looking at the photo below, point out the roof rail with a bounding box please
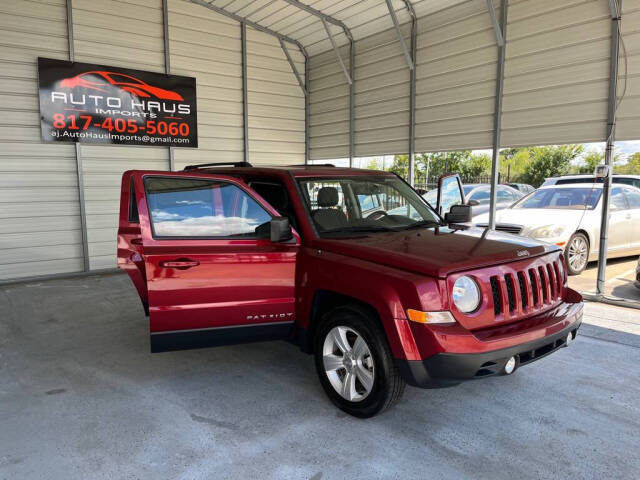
[302,163,335,167]
[183,162,253,170]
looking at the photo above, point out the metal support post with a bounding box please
[66,0,89,272]
[597,0,622,294]
[241,22,249,163]
[162,0,175,171]
[488,0,508,230]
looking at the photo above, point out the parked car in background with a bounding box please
[423,183,523,219]
[542,174,640,190]
[507,183,535,194]
[474,183,640,275]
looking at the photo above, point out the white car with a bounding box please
[474,183,640,275]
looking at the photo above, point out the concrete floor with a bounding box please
[568,256,639,302]
[1,273,640,480]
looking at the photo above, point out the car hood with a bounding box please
[314,226,557,278]
[474,208,585,234]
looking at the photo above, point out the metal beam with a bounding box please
[485,0,504,47]
[305,56,310,164]
[66,0,89,272]
[162,0,175,171]
[488,0,508,230]
[597,0,622,294]
[402,0,417,185]
[321,17,352,85]
[279,39,307,96]
[385,0,414,70]
[190,0,307,56]
[241,22,249,164]
[282,0,352,37]
[349,39,355,166]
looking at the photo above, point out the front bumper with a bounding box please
[396,303,583,388]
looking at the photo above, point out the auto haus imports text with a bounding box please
[48,92,192,141]
[50,92,192,118]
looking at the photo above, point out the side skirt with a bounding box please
[150,321,295,353]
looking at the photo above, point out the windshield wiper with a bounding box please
[402,220,442,230]
[322,225,396,234]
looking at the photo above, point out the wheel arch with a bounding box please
[302,290,390,355]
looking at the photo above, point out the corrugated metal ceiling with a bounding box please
[206,0,468,56]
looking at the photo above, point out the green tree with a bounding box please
[460,153,492,179]
[614,152,640,174]
[520,145,584,187]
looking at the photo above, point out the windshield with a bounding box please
[512,187,601,210]
[298,176,441,235]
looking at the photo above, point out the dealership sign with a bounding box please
[38,57,198,147]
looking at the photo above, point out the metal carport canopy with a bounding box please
[191,0,636,298]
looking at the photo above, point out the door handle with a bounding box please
[159,259,200,269]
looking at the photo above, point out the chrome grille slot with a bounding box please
[538,266,548,304]
[504,274,516,312]
[490,276,502,315]
[529,269,539,307]
[517,271,528,309]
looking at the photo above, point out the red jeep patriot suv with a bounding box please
[118,163,583,417]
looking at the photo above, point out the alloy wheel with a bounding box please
[568,236,588,273]
[322,326,375,402]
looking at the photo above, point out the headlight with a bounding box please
[529,224,566,239]
[452,276,481,313]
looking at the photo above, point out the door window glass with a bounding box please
[469,187,490,204]
[144,177,271,237]
[623,188,640,208]
[497,187,514,201]
[611,187,629,211]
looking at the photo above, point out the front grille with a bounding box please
[476,223,523,235]
[486,257,564,320]
[495,224,523,235]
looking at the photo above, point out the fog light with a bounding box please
[566,332,573,346]
[504,356,516,374]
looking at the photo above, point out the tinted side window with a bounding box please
[611,187,629,210]
[497,187,515,201]
[144,177,271,238]
[129,177,139,223]
[623,188,640,208]
[469,187,490,204]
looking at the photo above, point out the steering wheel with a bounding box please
[366,210,389,221]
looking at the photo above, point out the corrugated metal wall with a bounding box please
[73,0,170,271]
[0,0,84,280]
[617,0,640,140]
[247,28,306,164]
[0,0,305,280]
[415,0,499,153]
[307,0,639,159]
[170,0,244,169]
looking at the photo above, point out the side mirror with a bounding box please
[445,204,472,224]
[270,217,293,242]
[467,199,480,207]
[437,173,465,216]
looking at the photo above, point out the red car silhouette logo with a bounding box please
[59,71,184,101]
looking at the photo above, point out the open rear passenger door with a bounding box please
[121,171,300,352]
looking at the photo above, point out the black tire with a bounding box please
[565,232,590,276]
[314,305,405,418]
